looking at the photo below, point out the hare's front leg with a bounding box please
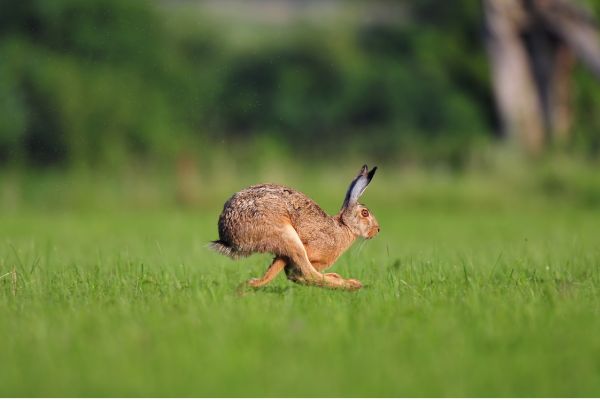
[282,225,361,290]
[247,256,287,288]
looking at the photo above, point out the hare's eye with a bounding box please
[361,209,369,217]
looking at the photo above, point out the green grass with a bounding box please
[1,171,600,396]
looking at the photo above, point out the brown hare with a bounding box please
[210,165,379,290]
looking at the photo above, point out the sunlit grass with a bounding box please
[1,167,599,396]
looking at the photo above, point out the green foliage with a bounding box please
[0,0,180,166]
[0,0,496,167]
[1,0,599,168]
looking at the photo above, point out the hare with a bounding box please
[210,165,379,290]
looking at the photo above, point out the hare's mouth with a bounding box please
[366,228,380,239]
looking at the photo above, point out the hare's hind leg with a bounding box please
[247,256,287,288]
[304,245,362,289]
[281,225,361,290]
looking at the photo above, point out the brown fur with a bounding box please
[211,166,380,290]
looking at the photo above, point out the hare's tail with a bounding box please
[209,240,249,259]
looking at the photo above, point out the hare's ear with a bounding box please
[342,164,377,209]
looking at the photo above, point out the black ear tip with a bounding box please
[368,166,378,179]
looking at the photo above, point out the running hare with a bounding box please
[211,165,379,290]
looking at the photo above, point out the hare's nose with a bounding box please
[377,227,381,233]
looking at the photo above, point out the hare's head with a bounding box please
[340,165,380,239]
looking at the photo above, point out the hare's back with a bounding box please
[221,184,323,219]
[217,184,327,253]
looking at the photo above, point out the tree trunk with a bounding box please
[483,0,600,153]
[484,0,545,154]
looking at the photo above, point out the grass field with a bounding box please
[1,167,600,396]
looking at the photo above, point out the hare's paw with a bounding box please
[247,278,264,288]
[321,274,362,291]
[320,273,345,287]
[321,273,362,291]
[343,278,363,291]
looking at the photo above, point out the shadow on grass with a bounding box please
[235,283,293,296]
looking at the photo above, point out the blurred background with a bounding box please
[1,0,600,210]
[3,2,600,396]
